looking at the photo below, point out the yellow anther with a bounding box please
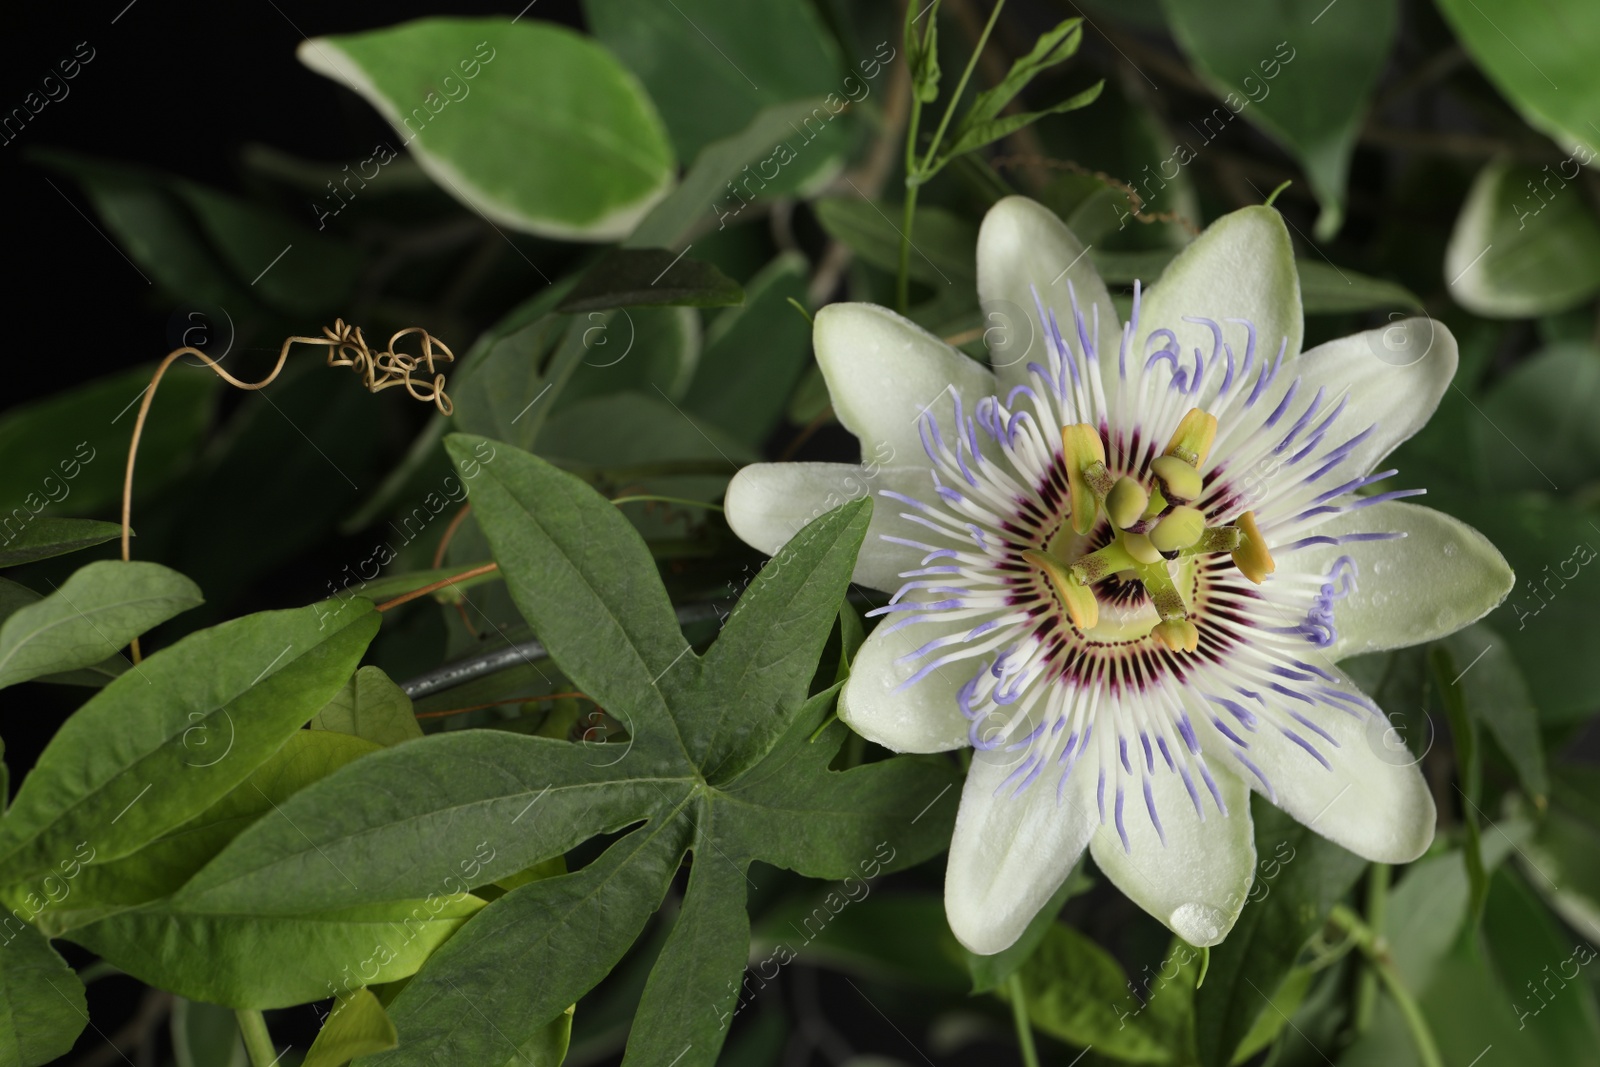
[1024,549,1100,631]
[1152,618,1200,653]
[1062,423,1108,535]
[1121,530,1163,565]
[1105,476,1149,530]
[1162,408,1219,468]
[1150,455,1203,502]
[1231,510,1276,584]
[1149,505,1206,554]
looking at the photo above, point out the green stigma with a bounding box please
[1030,408,1275,654]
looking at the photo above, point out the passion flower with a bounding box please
[725,197,1513,954]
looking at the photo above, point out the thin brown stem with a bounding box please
[373,562,499,613]
[432,504,473,568]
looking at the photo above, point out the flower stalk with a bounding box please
[1328,902,1442,1067]
[897,0,1007,312]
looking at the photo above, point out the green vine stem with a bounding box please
[235,1009,277,1067]
[1352,863,1391,1034]
[898,86,923,314]
[1006,971,1042,1067]
[1327,902,1442,1067]
[896,0,1007,313]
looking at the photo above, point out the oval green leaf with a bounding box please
[298,18,675,241]
[0,924,86,1067]
[1446,157,1600,317]
[0,561,202,691]
[0,518,123,570]
[64,895,481,1010]
[1159,0,1396,237]
[1435,0,1600,164]
[0,601,378,889]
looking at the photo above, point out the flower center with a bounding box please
[1022,407,1276,654]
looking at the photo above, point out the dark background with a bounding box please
[4,1,581,407]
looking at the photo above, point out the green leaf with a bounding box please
[304,989,398,1067]
[689,498,872,779]
[371,821,689,1067]
[1434,0,1600,165]
[627,100,833,249]
[1009,923,1194,1063]
[1478,343,1600,493]
[1383,850,1471,993]
[1433,645,1487,925]
[0,578,126,689]
[907,0,940,104]
[1293,260,1421,314]
[0,518,122,569]
[956,18,1086,132]
[940,82,1105,163]
[0,364,214,520]
[1438,625,1547,805]
[0,924,86,1067]
[1193,796,1366,1067]
[557,248,743,312]
[509,1005,573,1067]
[582,0,851,179]
[171,998,248,1067]
[0,601,378,889]
[620,822,750,1067]
[1445,157,1600,317]
[450,313,572,452]
[965,862,1092,994]
[66,895,482,1010]
[53,730,379,917]
[0,561,201,691]
[814,199,977,289]
[683,254,813,446]
[750,891,968,991]
[1523,765,1600,942]
[152,440,958,1067]
[1352,862,1591,1066]
[1228,966,1313,1065]
[299,18,675,240]
[715,687,959,882]
[535,393,750,524]
[32,149,364,316]
[557,307,702,407]
[1476,867,1600,1062]
[1159,0,1396,237]
[442,435,693,754]
[1436,493,1597,723]
[311,666,424,747]
[170,180,365,318]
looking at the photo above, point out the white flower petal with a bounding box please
[813,303,997,465]
[1277,318,1458,480]
[1136,206,1303,402]
[945,746,1098,955]
[1088,765,1255,947]
[723,462,933,594]
[840,619,974,754]
[1280,501,1514,660]
[1197,664,1436,863]
[975,195,1120,396]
